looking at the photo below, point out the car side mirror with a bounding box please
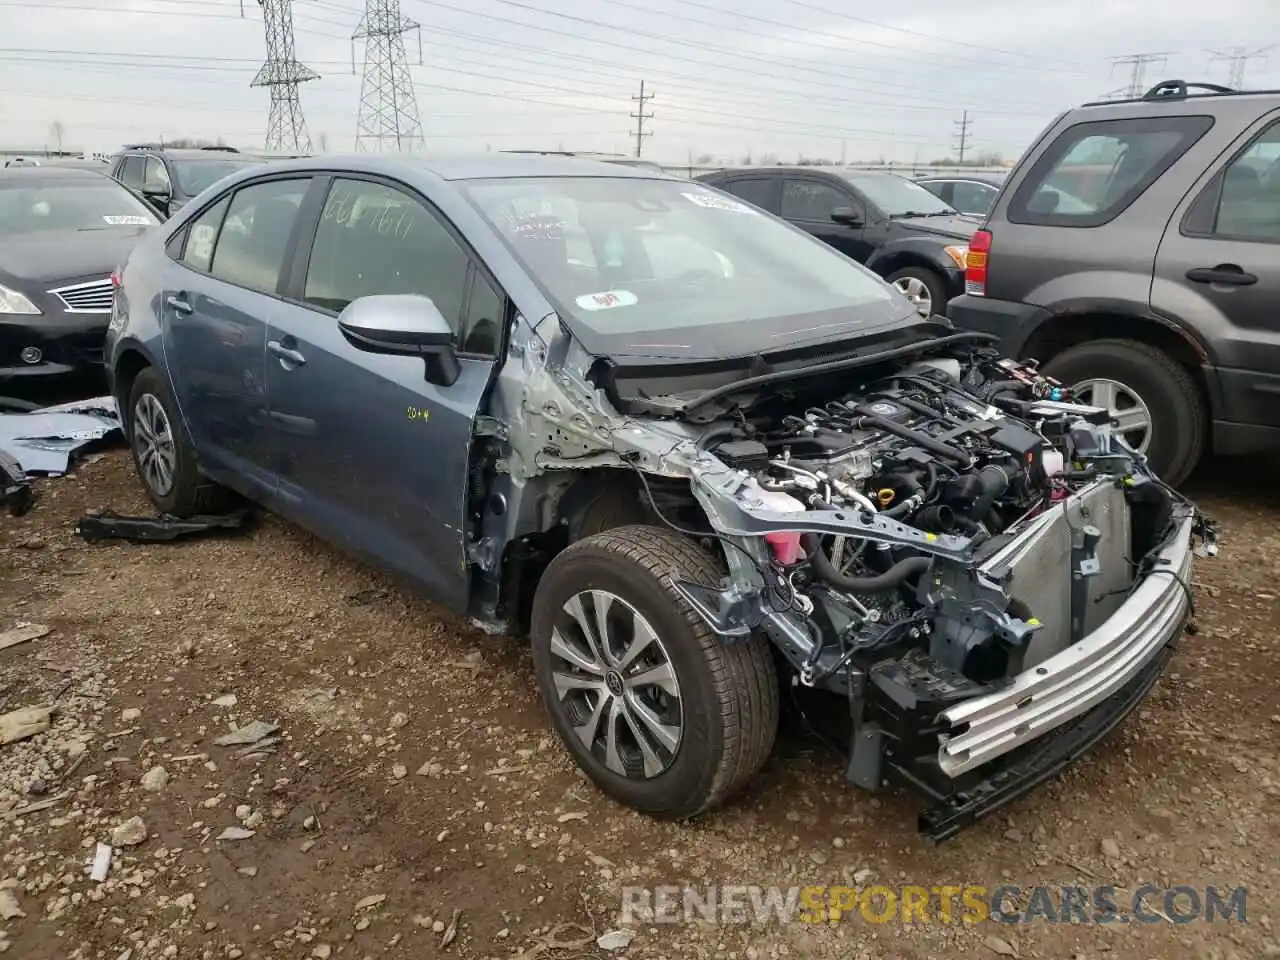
[337,294,460,386]
[831,206,864,227]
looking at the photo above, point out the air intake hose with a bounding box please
[800,535,931,592]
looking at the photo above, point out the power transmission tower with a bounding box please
[630,81,654,158]
[251,0,319,153]
[953,109,972,165]
[1209,45,1273,88]
[1108,53,1171,99]
[353,0,425,152]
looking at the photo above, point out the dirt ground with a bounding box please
[1,447,1277,960]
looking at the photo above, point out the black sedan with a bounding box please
[915,171,1009,218]
[0,167,160,386]
[695,167,973,318]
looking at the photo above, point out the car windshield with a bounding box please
[841,173,956,217]
[460,176,915,358]
[173,158,257,195]
[0,178,159,234]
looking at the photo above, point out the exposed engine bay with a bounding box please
[610,334,1219,836]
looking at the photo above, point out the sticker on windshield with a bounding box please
[681,191,758,214]
[102,215,153,226]
[575,290,638,311]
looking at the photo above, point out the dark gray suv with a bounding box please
[948,79,1280,485]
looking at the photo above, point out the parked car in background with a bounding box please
[0,166,160,385]
[915,171,1008,217]
[105,154,1214,839]
[109,144,263,217]
[947,79,1280,485]
[695,167,972,318]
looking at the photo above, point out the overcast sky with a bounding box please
[1,0,1277,163]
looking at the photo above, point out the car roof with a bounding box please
[252,152,678,182]
[0,166,113,182]
[916,172,1008,185]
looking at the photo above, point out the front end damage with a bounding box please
[471,314,1218,839]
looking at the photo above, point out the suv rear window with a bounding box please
[1008,115,1214,228]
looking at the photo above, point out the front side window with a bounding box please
[302,178,470,334]
[143,158,171,193]
[179,196,230,273]
[781,180,850,221]
[460,176,912,358]
[208,178,309,295]
[1008,116,1214,227]
[720,178,775,212]
[1209,121,1280,241]
[0,178,159,236]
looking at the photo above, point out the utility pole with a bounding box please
[1109,53,1172,99]
[1209,45,1273,88]
[953,110,972,165]
[353,0,425,152]
[630,81,654,159]
[251,0,318,153]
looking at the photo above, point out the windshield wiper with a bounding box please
[678,330,999,416]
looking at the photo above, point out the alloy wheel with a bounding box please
[892,275,932,316]
[548,589,683,779]
[132,393,178,497]
[1072,377,1154,454]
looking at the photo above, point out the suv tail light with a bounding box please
[966,228,991,296]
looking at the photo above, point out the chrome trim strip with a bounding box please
[937,514,1194,777]
[48,277,113,314]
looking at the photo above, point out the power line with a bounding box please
[953,110,972,164]
[1108,52,1172,99]
[630,80,654,158]
[1208,45,1273,88]
[353,0,424,151]
[251,0,318,152]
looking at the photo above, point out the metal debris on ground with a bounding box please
[0,395,120,476]
[0,448,32,516]
[0,622,50,651]
[74,509,251,544]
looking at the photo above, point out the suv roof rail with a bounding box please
[122,142,165,151]
[199,145,240,152]
[1143,79,1236,100]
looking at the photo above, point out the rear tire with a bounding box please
[530,525,779,820]
[1041,338,1206,485]
[125,367,230,516]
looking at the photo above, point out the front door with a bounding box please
[780,177,873,262]
[1151,111,1280,432]
[160,175,314,499]
[262,175,506,611]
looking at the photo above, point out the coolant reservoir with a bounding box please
[736,479,808,565]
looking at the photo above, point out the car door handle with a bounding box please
[267,340,307,367]
[1185,264,1258,286]
[166,295,193,314]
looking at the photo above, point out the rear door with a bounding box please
[780,176,873,262]
[713,175,781,214]
[1152,109,1280,431]
[160,174,317,498]
[261,174,506,611]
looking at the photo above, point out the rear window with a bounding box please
[1007,115,1214,227]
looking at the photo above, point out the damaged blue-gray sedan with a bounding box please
[103,154,1218,840]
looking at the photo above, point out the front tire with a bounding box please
[125,367,229,516]
[530,525,779,819]
[1041,338,1206,486]
[887,265,948,318]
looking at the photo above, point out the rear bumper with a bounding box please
[945,294,1050,356]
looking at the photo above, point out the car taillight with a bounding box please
[965,228,991,296]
